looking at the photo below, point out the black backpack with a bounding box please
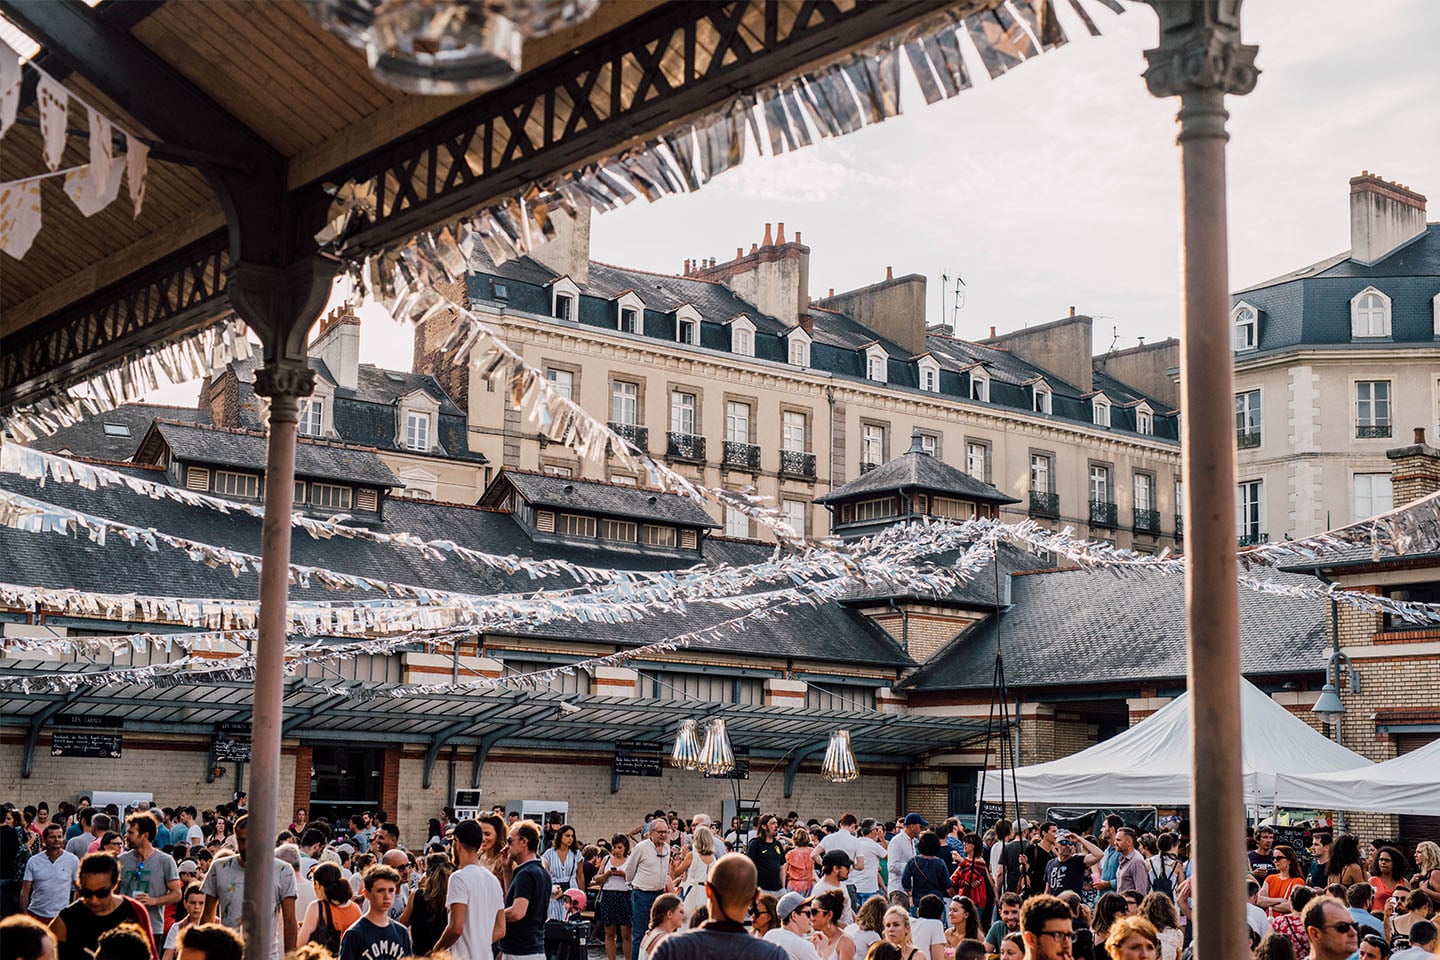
[1148,854,1175,897]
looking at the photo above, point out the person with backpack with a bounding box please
[1043,833,1102,897]
[297,862,362,953]
[949,834,996,924]
[1144,834,1184,902]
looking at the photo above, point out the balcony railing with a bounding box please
[1089,500,1118,528]
[1236,429,1261,449]
[778,449,816,479]
[859,460,881,475]
[1029,490,1059,518]
[722,440,761,471]
[1175,514,1184,539]
[666,432,706,462]
[608,422,648,451]
[1133,508,1161,534]
[1356,424,1392,439]
[1237,532,1269,547]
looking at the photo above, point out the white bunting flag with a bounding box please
[0,179,43,258]
[37,74,68,171]
[87,105,114,197]
[63,156,125,216]
[125,135,149,219]
[0,40,21,138]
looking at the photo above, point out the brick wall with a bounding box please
[411,279,472,413]
[389,750,900,847]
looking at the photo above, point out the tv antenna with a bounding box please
[940,270,966,331]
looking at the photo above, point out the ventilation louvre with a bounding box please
[186,466,210,491]
[356,489,378,511]
[535,509,556,533]
[680,529,698,549]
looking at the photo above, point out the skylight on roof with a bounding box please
[386,373,406,383]
[102,423,131,437]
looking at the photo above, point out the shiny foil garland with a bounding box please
[822,729,859,783]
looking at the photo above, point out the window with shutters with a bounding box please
[1354,473,1392,520]
[355,489,379,512]
[679,529,699,550]
[214,470,259,498]
[781,499,806,536]
[724,505,749,538]
[186,466,212,491]
[535,509,556,532]
[311,483,352,510]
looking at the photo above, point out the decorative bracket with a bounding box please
[21,689,87,778]
[471,721,526,789]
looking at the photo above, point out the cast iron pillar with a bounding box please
[1140,5,1258,959]
[227,258,335,960]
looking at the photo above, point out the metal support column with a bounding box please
[1141,6,1258,960]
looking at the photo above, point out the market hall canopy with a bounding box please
[1275,738,1440,818]
[978,679,1370,807]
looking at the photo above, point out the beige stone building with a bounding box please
[1232,173,1440,542]
[417,216,1186,551]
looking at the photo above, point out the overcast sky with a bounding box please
[148,0,1438,403]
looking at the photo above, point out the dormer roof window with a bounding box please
[674,303,701,345]
[729,314,756,357]
[398,388,441,453]
[787,326,811,367]
[549,276,581,321]
[864,344,888,383]
[1030,379,1052,414]
[916,354,941,392]
[1232,301,1259,352]
[968,365,990,403]
[1350,285,1392,339]
[613,290,645,334]
[1134,401,1154,435]
[1091,394,1112,428]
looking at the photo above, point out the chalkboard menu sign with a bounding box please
[703,757,750,780]
[52,732,122,759]
[613,740,663,778]
[212,734,251,763]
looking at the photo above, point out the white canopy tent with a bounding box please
[1275,737,1440,816]
[978,679,1370,807]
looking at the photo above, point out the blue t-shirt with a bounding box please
[338,915,411,960]
[500,859,550,956]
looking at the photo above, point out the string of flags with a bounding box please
[0,39,150,259]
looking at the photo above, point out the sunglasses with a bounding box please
[79,887,112,900]
[1323,922,1359,934]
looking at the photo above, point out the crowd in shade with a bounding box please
[3,798,1438,960]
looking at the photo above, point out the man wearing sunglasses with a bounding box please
[765,892,821,960]
[50,853,158,960]
[1303,895,1359,960]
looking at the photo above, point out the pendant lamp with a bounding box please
[669,718,701,770]
[697,717,735,775]
[822,729,859,782]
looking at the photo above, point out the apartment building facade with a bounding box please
[1232,173,1440,541]
[417,217,1185,549]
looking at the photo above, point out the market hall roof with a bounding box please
[134,420,401,488]
[29,403,211,462]
[481,468,721,529]
[816,435,1020,506]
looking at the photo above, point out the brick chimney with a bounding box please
[311,306,360,390]
[1387,427,1440,506]
[1350,172,1427,265]
[691,223,810,326]
[527,205,591,283]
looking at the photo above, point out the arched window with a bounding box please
[1350,286,1391,338]
[1232,302,1259,351]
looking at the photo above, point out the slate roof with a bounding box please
[27,404,211,462]
[901,564,1329,690]
[0,467,910,667]
[817,444,1020,505]
[842,541,1051,606]
[485,469,720,527]
[142,421,401,488]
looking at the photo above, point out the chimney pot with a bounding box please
[885,266,893,281]
[775,222,786,244]
[828,287,835,298]
[762,222,773,247]
[989,325,996,338]
[737,247,744,260]
[1416,427,1427,445]
[1069,305,1075,317]
[684,259,691,274]
[795,231,801,244]
[750,243,759,254]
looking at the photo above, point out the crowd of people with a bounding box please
[3,798,1438,960]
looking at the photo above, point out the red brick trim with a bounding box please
[1371,628,1440,643]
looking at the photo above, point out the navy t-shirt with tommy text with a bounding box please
[337,916,411,960]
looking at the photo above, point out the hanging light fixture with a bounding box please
[697,717,735,775]
[304,0,600,96]
[822,729,859,783]
[669,718,701,770]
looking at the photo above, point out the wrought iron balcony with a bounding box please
[607,422,648,451]
[1088,500,1118,528]
[722,440,761,471]
[1175,514,1184,539]
[666,432,706,462]
[1133,508,1161,534]
[1356,424,1391,439]
[778,449,816,479]
[859,460,881,475]
[1237,532,1269,547]
[1029,489,1059,518]
[1236,429,1261,449]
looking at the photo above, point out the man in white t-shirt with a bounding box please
[765,892,822,960]
[912,895,948,960]
[435,820,506,960]
[813,814,866,910]
[179,807,204,846]
[849,820,888,905]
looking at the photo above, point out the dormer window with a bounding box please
[729,315,756,357]
[1232,302,1259,351]
[298,398,324,437]
[674,304,701,345]
[1136,403,1154,435]
[405,411,430,451]
[550,276,581,320]
[917,356,940,392]
[1032,382,1052,414]
[969,367,990,402]
[399,388,441,453]
[1350,286,1391,338]
[788,332,810,367]
[614,291,644,334]
[619,308,639,333]
[1092,396,1111,427]
[865,345,888,383]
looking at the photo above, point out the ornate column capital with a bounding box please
[253,361,316,399]
[1141,1,1259,99]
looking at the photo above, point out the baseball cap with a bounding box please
[822,850,854,869]
[177,860,199,874]
[1015,818,1032,832]
[903,813,928,827]
[452,819,486,848]
[1057,832,1075,845]
[776,891,809,921]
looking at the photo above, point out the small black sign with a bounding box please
[55,714,115,729]
[212,735,251,763]
[703,758,750,780]
[218,721,252,735]
[52,732,122,759]
[614,741,663,778]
